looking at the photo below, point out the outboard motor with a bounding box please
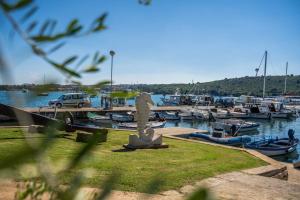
[288,129,295,143]
[230,124,237,135]
[208,112,216,122]
[155,112,160,120]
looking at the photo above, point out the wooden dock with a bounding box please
[23,105,214,114]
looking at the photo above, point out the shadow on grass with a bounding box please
[112,148,136,152]
[0,133,73,141]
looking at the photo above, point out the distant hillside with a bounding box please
[129,75,300,96]
[1,75,300,96]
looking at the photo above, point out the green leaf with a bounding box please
[75,54,89,68]
[62,55,78,66]
[97,55,106,64]
[31,35,56,42]
[142,177,165,194]
[81,86,97,96]
[71,80,82,85]
[67,19,79,32]
[92,51,99,63]
[47,20,57,35]
[47,42,66,54]
[96,173,119,200]
[187,188,212,200]
[39,20,51,35]
[20,5,38,23]
[56,174,83,200]
[66,19,82,35]
[26,21,37,33]
[94,80,110,88]
[0,0,33,12]
[82,65,99,73]
[31,45,46,56]
[139,0,152,5]
[66,133,102,170]
[47,59,81,78]
[0,144,35,169]
[91,13,108,32]
[111,91,139,98]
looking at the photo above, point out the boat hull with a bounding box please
[118,121,166,130]
[111,114,134,122]
[271,112,293,119]
[189,132,251,146]
[246,138,299,156]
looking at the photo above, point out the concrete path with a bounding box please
[284,163,300,184]
[193,171,300,200]
[2,170,299,200]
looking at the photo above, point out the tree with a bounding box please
[0,1,211,199]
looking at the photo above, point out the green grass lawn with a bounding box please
[0,128,266,192]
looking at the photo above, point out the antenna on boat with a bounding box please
[262,51,267,99]
[284,62,288,95]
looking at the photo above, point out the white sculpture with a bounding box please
[126,92,165,148]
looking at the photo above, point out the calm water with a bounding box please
[0,90,299,163]
[164,119,300,163]
[0,91,165,107]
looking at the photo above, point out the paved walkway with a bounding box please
[285,163,300,184]
[1,170,299,200]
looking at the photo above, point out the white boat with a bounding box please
[111,113,134,122]
[245,130,299,156]
[261,101,293,119]
[189,132,251,146]
[87,112,112,124]
[179,112,194,120]
[236,104,272,120]
[159,112,180,120]
[212,119,259,134]
[118,121,166,130]
[212,110,231,119]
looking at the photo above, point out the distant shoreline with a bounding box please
[1,75,300,96]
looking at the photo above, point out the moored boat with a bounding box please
[159,111,180,120]
[118,121,166,130]
[245,129,299,156]
[212,119,259,134]
[111,113,134,122]
[179,112,194,120]
[87,112,112,124]
[189,132,251,146]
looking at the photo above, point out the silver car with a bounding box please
[49,93,91,108]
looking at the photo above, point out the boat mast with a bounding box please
[262,51,267,99]
[284,62,288,95]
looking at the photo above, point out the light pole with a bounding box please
[109,50,115,108]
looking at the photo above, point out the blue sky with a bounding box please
[1,0,300,84]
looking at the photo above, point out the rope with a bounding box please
[256,52,266,76]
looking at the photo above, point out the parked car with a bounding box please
[49,93,91,108]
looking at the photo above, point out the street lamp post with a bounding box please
[109,50,115,108]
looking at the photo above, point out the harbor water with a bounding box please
[0,90,299,163]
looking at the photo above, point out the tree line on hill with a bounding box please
[128,75,300,96]
[1,75,300,96]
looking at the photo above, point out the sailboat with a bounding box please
[37,74,49,96]
[237,51,293,119]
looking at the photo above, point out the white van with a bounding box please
[49,93,91,108]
